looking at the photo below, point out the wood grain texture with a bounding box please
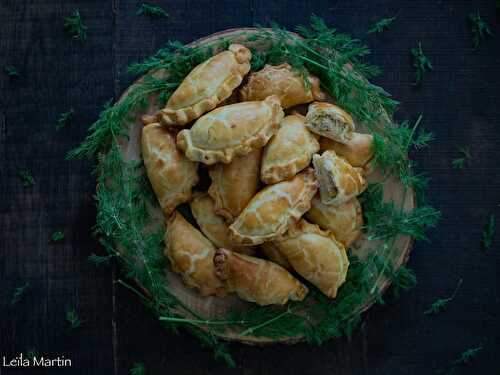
[1,0,499,374]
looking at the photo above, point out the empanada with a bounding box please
[213,248,308,305]
[306,195,363,247]
[190,192,254,255]
[208,148,261,223]
[312,151,367,205]
[260,242,291,270]
[239,63,325,108]
[229,169,318,245]
[306,102,355,143]
[320,132,374,173]
[261,115,319,184]
[164,212,226,296]
[272,219,349,298]
[142,123,198,216]
[177,96,284,165]
[153,44,251,127]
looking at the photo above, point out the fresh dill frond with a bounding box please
[49,230,65,243]
[481,213,495,250]
[18,169,35,187]
[367,16,396,34]
[130,362,146,375]
[424,278,462,315]
[64,10,87,43]
[137,3,170,19]
[469,10,493,50]
[11,281,31,305]
[411,42,433,85]
[25,349,39,361]
[56,109,74,130]
[88,253,114,266]
[3,65,20,77]
[453,346,483,365]
[66,307,85,329]
[451,146,471,169]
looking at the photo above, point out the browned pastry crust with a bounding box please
[213,248,308,305]
[141,123,199,217]
[239,63,325,108]
[260,242,292,270]
[319,132,374,173]
[305,102,355,143]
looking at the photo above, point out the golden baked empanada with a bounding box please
[229,169,318,245]
[213,248,308,305]
[142,123,198,216]
[154,44,251,127]
[177,96,284,165]
[312,151,367,205]
[190,192,254,255]
[164,212,226,296]
[260,242,291,270]
[306,195,363,247]
[239,63,325,108]
[306,102,355,143]
[320,132,374,172]
[272,219,349,298]
[208,148,261,223]
[261,115,319,184]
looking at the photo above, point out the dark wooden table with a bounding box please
[1,1,499,374]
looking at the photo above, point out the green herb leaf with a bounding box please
[451,145,471,169]
[137,3,169,19]
[367,16,396,34]
[50,231,65,243]
[411,42,433,85]
[56,109,74,130]
[88,253,114,266]
[469,10,493,49]
[3,65,19,77]
[66,307,85,329]
[424,278,462,315]
[64,10,87,42]
[11,282,31,305]
[453,346,483,365]
[18,169,35,187]
[481,213,495,250]
[25,349,39,361]
[130,362,146,375]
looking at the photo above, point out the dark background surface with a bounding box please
[1,0,499,374]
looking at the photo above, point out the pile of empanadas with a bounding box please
[141,44,374,306]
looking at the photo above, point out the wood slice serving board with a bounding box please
[116,28,415,345]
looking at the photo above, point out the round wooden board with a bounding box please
[116,28,415,345]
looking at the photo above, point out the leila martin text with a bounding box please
[2,353,72,368]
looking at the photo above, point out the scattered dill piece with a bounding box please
[481,213,495,250]
[3,65,20,77]
[451,146,471,169]
[56,109,74,130]
[25,349,39,361]
[66,307,85,329]
[411,42,433,85]
[130,362,146,375]
[424,278,462,315]
[469,10,493,50]
[367,16,396,34]
[88,253,114,266]
[64,10,87,42]
[18,169,35,187]
[49,231,65,243]
[11,281,31,305]
[137,3,170,19]
[453,346,483,365]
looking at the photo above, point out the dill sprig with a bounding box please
[424,278,462,315]
[440,346,483,374]
[3,65,20,77]
[64,10,87,43]
[11,281,31,305]
[481,213,495,250]
[18,169,35,187]
[66,307,85,329]
[56,109,74,130]
[137,3,170,19]
[411,42,433,85]
[451,146,471,169]
[469,10,493,50]
[88,253,114,266]
[49,230,65,243]
[367,16,396,34]
[130,362,146,375]
[25,349,39,361]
